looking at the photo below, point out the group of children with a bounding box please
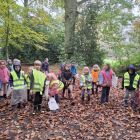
[0,58,139,113]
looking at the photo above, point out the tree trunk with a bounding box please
[23,0,29,21]
[64,0,77,59]
[5,0,10,60]
[24,0,28,7]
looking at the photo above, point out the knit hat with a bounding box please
[13,59,21,65]
[14,61,21,66]
[128,64,135,70]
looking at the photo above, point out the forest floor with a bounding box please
[0,66,140,140]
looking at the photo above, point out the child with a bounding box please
[61,64,73,99]
[30,60,46,113]
[91,64,100,94]
[9,61,27,108]
[47,73,64,103]
[122,65,139,108]
[99,64,113,104]
[80,67,92,101]
[0,60,9,98]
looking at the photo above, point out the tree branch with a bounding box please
[77,0,88,6]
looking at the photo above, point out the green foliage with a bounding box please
[0,0,138,67]
[0,0,48,60]
[73,3,105,66]
[0,0,65,64]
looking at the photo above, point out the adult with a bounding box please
[41,58,49,73]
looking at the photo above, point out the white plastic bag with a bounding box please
[44,81,50,100]
[48,97,59,111]
[112,75,118,88]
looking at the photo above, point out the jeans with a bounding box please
[101,87,110,103]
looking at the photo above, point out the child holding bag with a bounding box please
[47,73,64,103]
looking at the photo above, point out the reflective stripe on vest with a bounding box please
[124,72,139,89]
[101,70,113,86]
[33,69,46,93]
[81,74,92,89]
[11,70,25,90]
[50,80,64,91]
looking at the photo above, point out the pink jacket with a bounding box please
[101,70,113,87]
[0,67,10,83]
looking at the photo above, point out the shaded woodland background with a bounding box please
[0,0,140,72]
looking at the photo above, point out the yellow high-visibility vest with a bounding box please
[11,70,25,90]
[50,80,64,91]
[32,69,46,94]
[81,74,92,89]
[124,72,139,89]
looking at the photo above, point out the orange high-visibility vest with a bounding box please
[92,70,99,83]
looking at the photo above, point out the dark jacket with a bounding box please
[41,62,49,72]
[62,69,73,81]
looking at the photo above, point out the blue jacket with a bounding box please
[71,66,77,75]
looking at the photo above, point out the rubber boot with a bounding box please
[95,86,98,94]
[131,99,136,111]
[87,94,90,101]
[33,105,38,114]
[38,104,41,113]
[3,94,7,99]
[92,88,94,94]
[124,100,128,107]
[17,103,21,109]
[68,89,72,100]
[81,95,84,101]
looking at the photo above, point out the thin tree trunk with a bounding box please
[23,0,29,21]
[64,0,77,59]
[24,0,28,7]
[5,0,10,60]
